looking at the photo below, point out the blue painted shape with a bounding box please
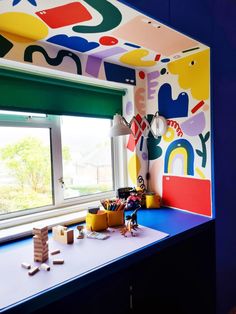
[164,139,194,175]
[47,35,99,53]
[161,58,170,63]
[124,42,141,48]
[104,62,136,85]
[158,83,189,118]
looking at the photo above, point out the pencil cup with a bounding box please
[145,193,161,208]
[86,210,108,231]
[105,210,124,227]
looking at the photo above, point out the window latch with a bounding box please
[59,177,65,188]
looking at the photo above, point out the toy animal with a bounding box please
[120,208,139,237]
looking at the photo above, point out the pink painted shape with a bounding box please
[85,47,127,77]
[135,88,146,115]
[112,16,198,56]
[180,112,206,136]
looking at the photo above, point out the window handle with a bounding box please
[59,177,65,188]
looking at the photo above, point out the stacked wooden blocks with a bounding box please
[33,226,49,263]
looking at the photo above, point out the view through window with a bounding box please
[0,112,114,216]
[61,116,113,199]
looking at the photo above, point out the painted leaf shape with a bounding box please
[196,149,203,157]
[204,131,210,142]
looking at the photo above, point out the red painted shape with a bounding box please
[139,71,145,79]
[36,2,92,29]
[155,54,161,61]
[99,36,118,46]
[191,100,205,114]
[126,114,147,152]
[162,175,211,216]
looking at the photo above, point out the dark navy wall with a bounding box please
[120,0,236,313]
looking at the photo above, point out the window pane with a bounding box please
[61,116,113,199]
[0,127,53,214]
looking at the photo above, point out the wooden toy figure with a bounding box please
[120,208,139,237]
[33,226,49,263]
[76,225,85,239]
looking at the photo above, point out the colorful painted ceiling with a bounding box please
[0,0,207,73]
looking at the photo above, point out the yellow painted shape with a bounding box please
[195,167,206,179]
[120,49,156,67]
[128,153,141,184]
[0,13,48,42]
[168,49,210,100]
[163,127,175,142]
[168,147,188,175]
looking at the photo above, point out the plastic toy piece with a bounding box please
[50,249,60,255]
[32,226,49,263]
[53,259,64,265]
[86,231,109,240]
[28,266,39,276]
[52,225,74,244]
[40,263,50,271]
[76,225,84,239]
[21,262,31,269]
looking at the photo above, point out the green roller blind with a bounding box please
[0,68,125,118]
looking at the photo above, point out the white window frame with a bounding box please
[0,111,127,227]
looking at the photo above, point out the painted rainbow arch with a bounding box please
[164,139,194,176]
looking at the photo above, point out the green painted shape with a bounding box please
[146,114,162,160]
[0,68,125,118]
[72,0,122,33]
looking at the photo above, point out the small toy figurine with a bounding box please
[76,225,85,239]
[120,208,139,237]
[126,192,141,211]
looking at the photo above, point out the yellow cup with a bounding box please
[145,194,161,208]
[105,210,124,227]
[86,210,108,231]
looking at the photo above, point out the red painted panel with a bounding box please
[162,175,211,216]
[36,2,92,29]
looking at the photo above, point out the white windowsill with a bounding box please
[0,209,88,244]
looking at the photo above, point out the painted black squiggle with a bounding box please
[24,45,82,74]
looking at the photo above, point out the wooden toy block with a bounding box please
[21,262,31,269]
[40,263,50,271]
[53,259,64,265]
[52,225,74,244]
[50,249,60,255]
[28,266,39,276]
[32,226,49,263]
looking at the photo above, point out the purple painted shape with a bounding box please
[142,152,148,160]
[126,101,133,116]
[85,47,127,77]
[147,71,160,99]
[181,112,206,136]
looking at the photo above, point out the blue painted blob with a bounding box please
[161,58,171,63]
[158,83,189,118]
[104,62,136,85]
[47,35,99,53]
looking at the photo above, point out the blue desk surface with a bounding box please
[0,208,213,313]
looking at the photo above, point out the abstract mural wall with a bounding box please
[0,0,212,216]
